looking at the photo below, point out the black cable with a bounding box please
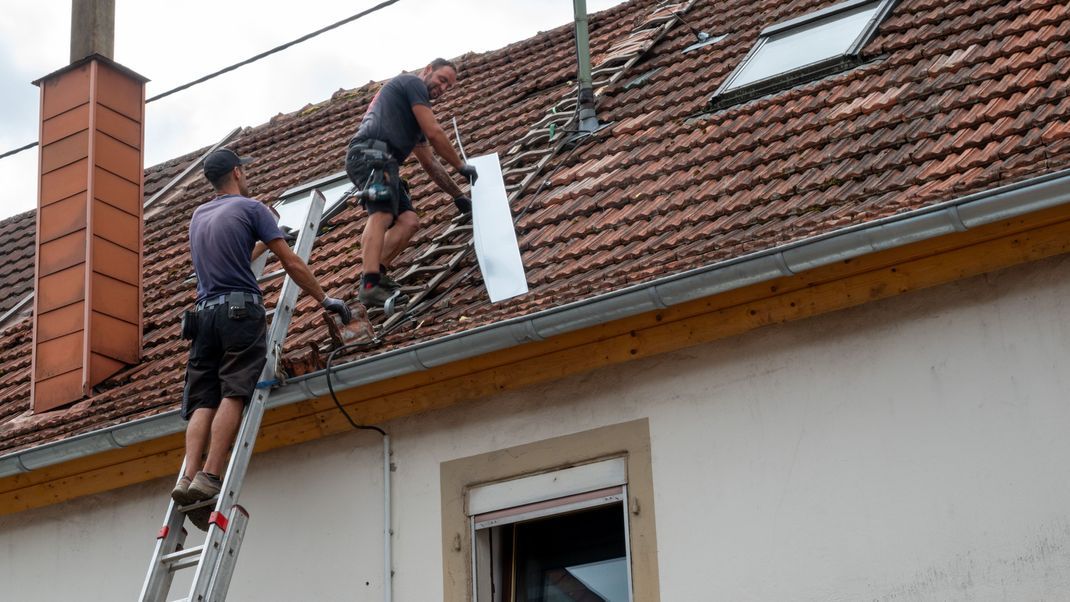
[147,0,401,103]
[326,339,387,436]
[0,0,403,161]
[0,141,38,161]
[670,11,708,41]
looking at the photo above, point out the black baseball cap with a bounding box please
[203,148,253,181]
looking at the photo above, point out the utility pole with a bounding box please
[70,0,115,62]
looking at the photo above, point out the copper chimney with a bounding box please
[30,1,147,412]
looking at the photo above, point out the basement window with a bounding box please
[469,458,632,602]
[272,171,354,232]
[709,0,897,109]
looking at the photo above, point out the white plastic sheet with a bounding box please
[469,152,529,303]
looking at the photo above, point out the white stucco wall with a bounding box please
[3,254,1070,601]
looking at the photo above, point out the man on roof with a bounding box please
[172,148,352,529]
[345,57,479,307]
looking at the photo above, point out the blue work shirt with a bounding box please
[189,194,285,302]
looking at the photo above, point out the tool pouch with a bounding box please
[226,292,249,320]
[360,148,399,197]
[180,309,198,340]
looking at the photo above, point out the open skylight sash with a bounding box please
[273,172,353,231]
[711,0,897,108]
[727,1,880,92]
[470,152,529,303]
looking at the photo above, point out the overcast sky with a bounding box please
[0,0,627,221]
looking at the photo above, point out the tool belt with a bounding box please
[195,292,264,311]
[181,293,265,342]
[349,138,402,213]
[350,138,395,159]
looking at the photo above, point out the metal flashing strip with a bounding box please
[0,293,33,331]
[763,0,880,37]
[2,168,1069,479]
[143,128,242,211]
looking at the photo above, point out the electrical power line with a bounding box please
[0,0,401,162]
[0,141,38,162]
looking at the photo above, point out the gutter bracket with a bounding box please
[773,252,796,276]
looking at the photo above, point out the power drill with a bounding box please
[353,182,392,203]
[353,147,394,203]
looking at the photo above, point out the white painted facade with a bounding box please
[3,255,1070,601]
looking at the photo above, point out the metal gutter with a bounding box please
[2,168,1069,479]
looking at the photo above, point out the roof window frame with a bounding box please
[709,0,898,110]
[272,170,354,231]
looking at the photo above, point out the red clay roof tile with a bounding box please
[1,0,1069,454]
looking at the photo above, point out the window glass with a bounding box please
[727,1,880,91]
[557,558,630,602]
[511,504,629,602]
[273,176,353,231]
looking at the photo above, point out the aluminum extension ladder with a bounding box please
[139,189,328,602]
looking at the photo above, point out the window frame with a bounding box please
[272,170,354,232]
[709,0,898,109]
[471,485,632,602]
[468,459,632,601]
[440,419,660,602]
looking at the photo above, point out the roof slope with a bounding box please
[2,0,1069,455]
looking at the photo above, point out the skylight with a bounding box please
[710,0,896,108]
[273,172,353,232]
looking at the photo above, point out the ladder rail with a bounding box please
[185,189,326,602]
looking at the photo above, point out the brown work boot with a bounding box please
[187,507,213,532]
[358,283,394,307]
[187,471,222,502]
[171,474,193,505]
[379,273,402,292]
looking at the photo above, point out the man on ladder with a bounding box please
[345,57,479,307]
[173,148,352,530]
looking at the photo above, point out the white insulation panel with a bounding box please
[470,153,528,303]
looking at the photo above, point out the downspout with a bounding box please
[383,434,392,602]
[573,0,600,133]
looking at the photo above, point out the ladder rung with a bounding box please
[406,264,451,277]
[178,497,216,512]
[432,225,472,243]
[415,243,467,262]
[161,545,205,572]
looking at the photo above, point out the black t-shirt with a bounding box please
[352,73,430,162]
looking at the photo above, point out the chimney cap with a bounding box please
[33,53,149,87]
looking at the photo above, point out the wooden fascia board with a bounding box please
[3,203,1070,516]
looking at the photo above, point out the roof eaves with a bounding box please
[3,166,1069,478]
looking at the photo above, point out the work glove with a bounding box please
[280,226,298,244]
[321,296,352,324]
[458,163,479,184]
[453,195,472,214]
